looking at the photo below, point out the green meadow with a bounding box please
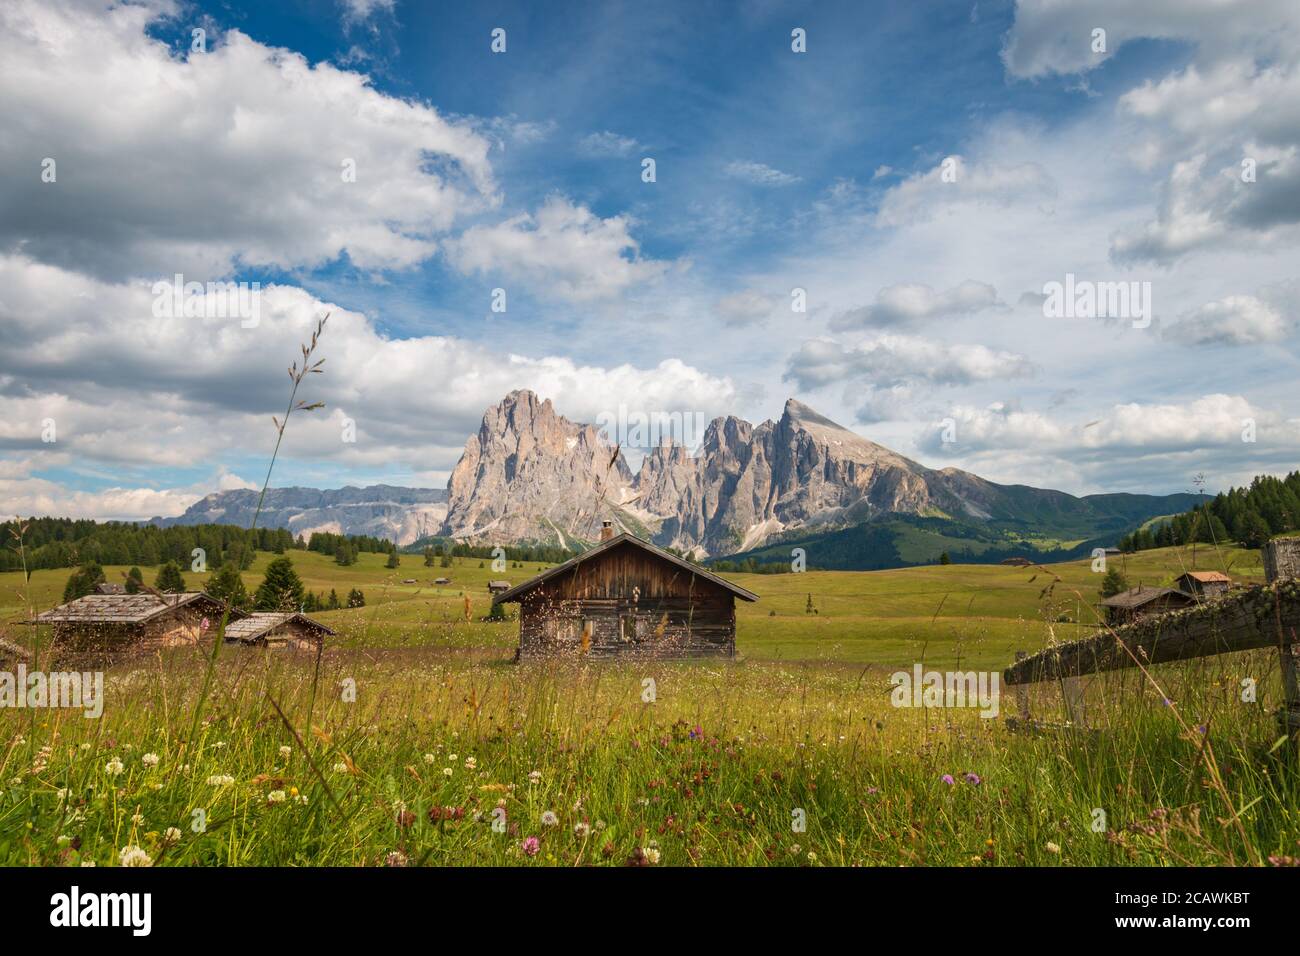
[1,542,1295,868]
[1,540,1267,669]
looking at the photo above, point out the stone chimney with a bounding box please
[600,520,614,541]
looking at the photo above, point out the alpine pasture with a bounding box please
[1,543,1296,867]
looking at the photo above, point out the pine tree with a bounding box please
[423,546,435,567]
[1236,510,1272,550]
[207,562,250,610]
[938,551,952,565]
[62,563,105,602]
[805,593,815,615]
[346,588,365,608]
[154,561,186,593]
[254,556,305,611]
[124,566,144,594]
[1099,567,1128,598]
[386,550,400,569]
[327,588,340,610]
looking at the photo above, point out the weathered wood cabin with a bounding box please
[34,592,240,661]
[1172,570,1232,599]
[1098,584,1195,625]
[221,612,333,650]
[493,524,758,660]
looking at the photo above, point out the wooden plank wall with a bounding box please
[517,543,737,659]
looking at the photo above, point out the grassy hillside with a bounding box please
[1,541,1265,670]
[721,494,1206,571]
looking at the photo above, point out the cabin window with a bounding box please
[621,614,652,643]
[548,617,582,645]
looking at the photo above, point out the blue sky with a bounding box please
[1,0,1299,520]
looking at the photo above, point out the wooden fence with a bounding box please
[1003,539,1300,738]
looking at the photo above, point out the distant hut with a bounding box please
[434,577,451,585]
[1172,571,1231,600]
[221,612,333,650]
[34,592,239,662]
[487,580,512,595]
[493,522,758,660]
[1098,585,1195,626]
[0,636,30,667]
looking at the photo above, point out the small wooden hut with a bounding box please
[1098,585,1195,625]
[34,592,239,661]
[492,525,757,660]
[221,612,333,650]
[1172,570,1232,600]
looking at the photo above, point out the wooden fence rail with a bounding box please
[1004,539,1300,738]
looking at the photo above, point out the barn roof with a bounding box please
[222,612,334,643]
[35,592,243,624]
[1098,585,1193,610]
[492,532,759,604]
[1176,571,1232,584]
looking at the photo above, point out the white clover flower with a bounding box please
[448,753,458,763]
[163,827,182,845]
[573,822,591,839]
[80,860,96,867]
[527,770,542,785]
[540,810,559,827]
[442,767,453,777]
[422,753,436,765]
[104,758,124,777]
[206,774,234,787]
[644,847,661,864]
[131,812,144,825]
[57,834,72,847]
[464,756,477,770]
[267,790,287,804]
[1046,842,1061,855]
[141,753,160,768]
[118,845,153,867]
[279,745,291,760]
[79,743,91,751]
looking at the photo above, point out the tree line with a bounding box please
[1,517,395,574]
[1118,472,1300,553]
[61,555,366,612]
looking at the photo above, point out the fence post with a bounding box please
[1263,540,1300,741]
[1061,676,1085,728]
[1013,651,1031,724]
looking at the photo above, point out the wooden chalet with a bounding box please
[34,592,240,661]
[1172,570,1232,599]
[492,523,758,660]
[1098,585,1195,626]
[221,612,334,650]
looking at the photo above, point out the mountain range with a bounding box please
[153,390,1199,568]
